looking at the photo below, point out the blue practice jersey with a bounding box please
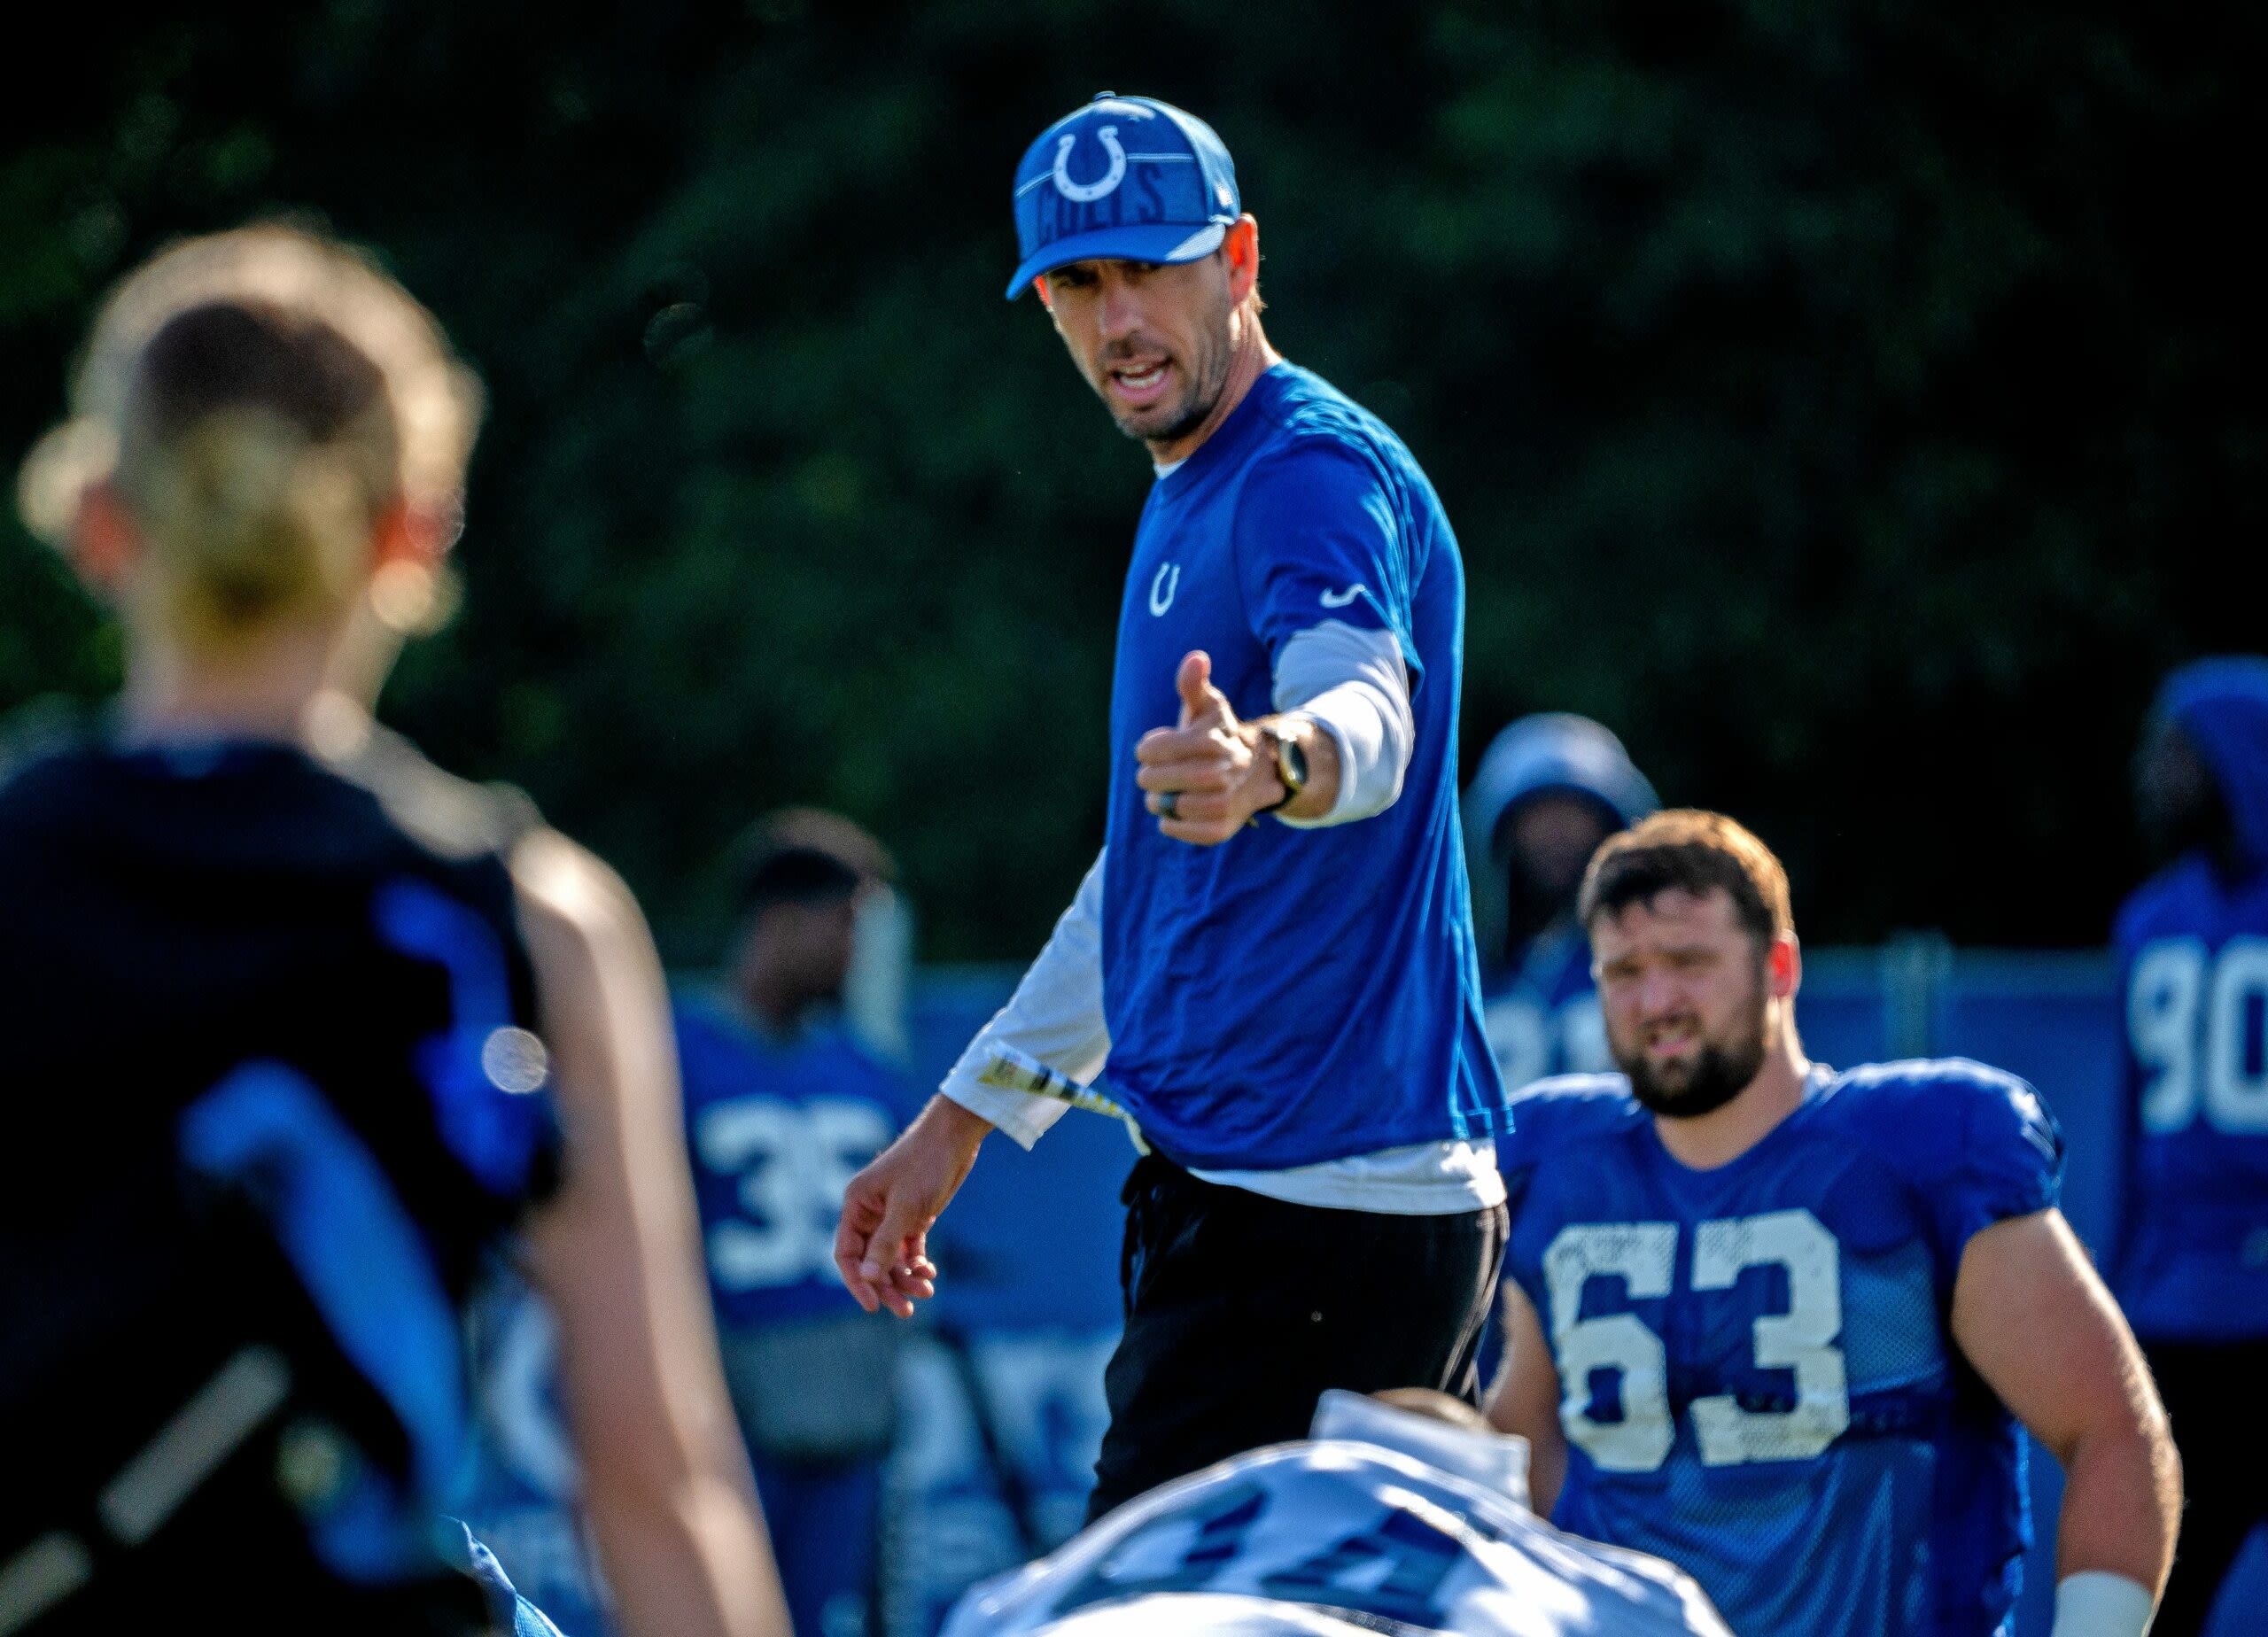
[1100,363,1502,1169]
[2110,656,2268,1342]
[675,998,918,1327]
[1502,1060,2063,1637]
[2113,857,2268,1340]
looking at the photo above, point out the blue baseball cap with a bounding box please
[1006,93,1241,300]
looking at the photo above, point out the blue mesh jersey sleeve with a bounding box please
[1499,1075,1644,1177]
[1837,1059,2066,1266]
[1231,439,1425,689]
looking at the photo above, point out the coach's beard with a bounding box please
[1102,325,1234,446]
[1616,1006,1770,1121]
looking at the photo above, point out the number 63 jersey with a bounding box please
[1499,1060,2065,1637]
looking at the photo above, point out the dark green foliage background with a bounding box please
[4,1,2257,962]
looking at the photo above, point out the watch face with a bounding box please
[1279,733,1309,794]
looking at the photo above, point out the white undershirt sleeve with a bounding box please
[1270,620,1415,827]
[937,850,1108,1149]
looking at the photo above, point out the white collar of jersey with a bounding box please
[1307,1390,1531,1509]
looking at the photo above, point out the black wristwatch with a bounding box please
[1256,722,1309,815]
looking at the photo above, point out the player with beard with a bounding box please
[1484,811,2180,1637]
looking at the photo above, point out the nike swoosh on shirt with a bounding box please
[1319,585,1365,609]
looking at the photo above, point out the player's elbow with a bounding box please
[2054,1378,2183,1579]
[2098,1347,2179,1505]
[2047,1375,2173,1486]
[2095,1395,2179,1501]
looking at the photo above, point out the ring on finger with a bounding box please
[1158,790,1179,819]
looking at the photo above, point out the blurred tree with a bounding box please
[3,0,2259,959]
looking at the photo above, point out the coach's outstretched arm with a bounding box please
[1953,1207,2180,1637]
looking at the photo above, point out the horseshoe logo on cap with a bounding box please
[1052,125,1127,203]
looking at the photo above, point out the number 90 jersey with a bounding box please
[2113,852,2268,1341]
[1500,1060,2064,1637]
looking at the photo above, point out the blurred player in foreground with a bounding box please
[941,1387,1728,1636]
[1,225,782,1636]
[1464,712,1658,1094]
[2112,656,2268,1635]
[839,91,1507,1523]
[1487,811,2180,1637]
[679,812,918,1637]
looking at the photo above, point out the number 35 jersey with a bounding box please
[673,1000,917,1329]
[1500,1060,2064,1637]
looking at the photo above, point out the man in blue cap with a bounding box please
[835,93,1510,1519]
[1464,713,1660,1095]
[2111,656,2268,1635]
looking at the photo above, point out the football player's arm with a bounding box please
[1951,1208,2179,1636]
[513,830,788,1637]
[1485,1278,1569,1516]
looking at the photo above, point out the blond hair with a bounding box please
[18,223,481,650]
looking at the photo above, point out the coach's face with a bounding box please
[1037,217,1259,446]
[1591,887,1793,1120]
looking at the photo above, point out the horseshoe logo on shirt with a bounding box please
[1053,126,1127,203]
[1148,562,1180,616]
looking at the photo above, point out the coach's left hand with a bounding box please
[1137,651,1285,845]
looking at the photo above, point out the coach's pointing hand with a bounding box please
[1137,650,1270,845]
[835,1095,988,1317]
[1136,650,1289,845]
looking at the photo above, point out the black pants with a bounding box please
[1085,1152,1507,1522]
[2148,1338,2268,1637]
